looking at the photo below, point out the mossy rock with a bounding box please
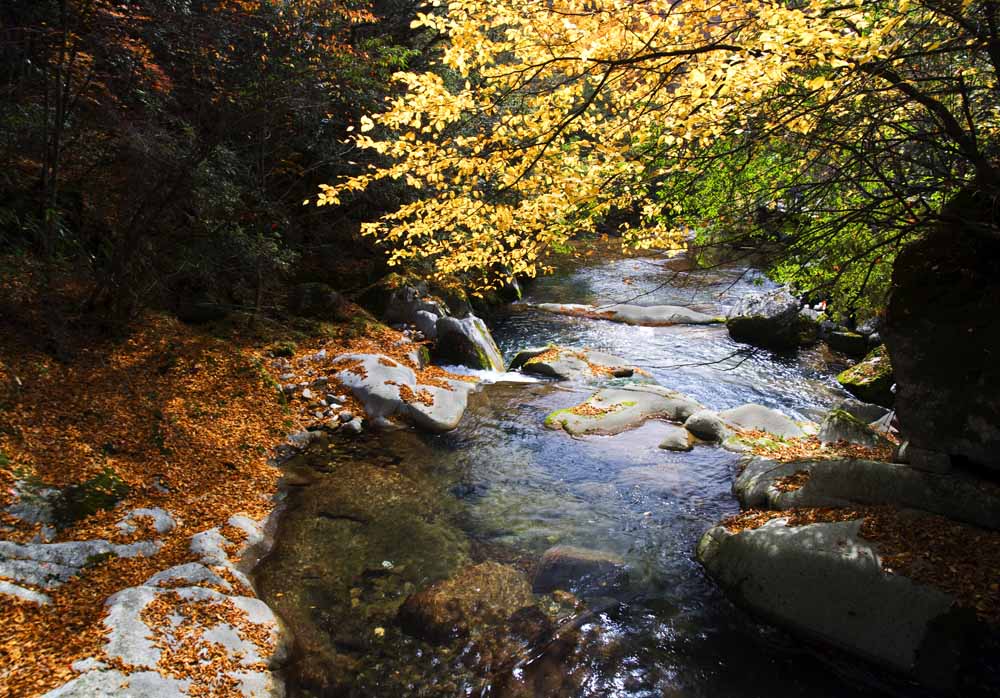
[828,330,869,358]
[54,467,129,527]
[838,345,894,407]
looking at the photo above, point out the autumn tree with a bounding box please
[319,0,1000,314]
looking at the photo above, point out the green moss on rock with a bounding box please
[838,345,894,407]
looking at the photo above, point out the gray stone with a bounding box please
[333,353,478,433]
[338,411,353,423]
[510,345,641,382]
[658,424,695,451]
[434,315,504,371]
[697,518,969,683]
[343,418,364,434]
[683,410,731,442]
[726,287,812,351]
[734,457,1000,531]
[545,383,702,436]
[0,557,77,588]
[718,404,812,439]
[833,398,891,425]
[413,310,439,339]
[535,302,721,326]
[533,545,627,595]
[41,669,191,697]
[146,563,232,591]
[818,410,889,448]
[0,579,52,605]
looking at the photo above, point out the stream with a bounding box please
[255,253,919,697]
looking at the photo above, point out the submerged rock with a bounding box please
[398,562,534,643]
[726,287,814,351]
[718,403,813,439]
[837,345,894,407]
[533,545,627,595]
[333,353,477,432]
[545,383,702,436]
[734,457,1000,531]
[434,315,505,371]
[697,517,974,689]
[535,302,721,326]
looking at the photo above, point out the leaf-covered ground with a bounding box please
[0,264,459,697]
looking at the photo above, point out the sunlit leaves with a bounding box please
[317,0,999,294]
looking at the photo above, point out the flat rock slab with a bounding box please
[535,303,721,326]
[44,517,286,698]
[718,403,814,439]
[697,518,968,684]
[510,346,643,382]
[735,457,1000,531]
[333,353,478,432]
[545,383,702,436]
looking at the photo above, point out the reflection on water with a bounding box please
[258,254,914,697]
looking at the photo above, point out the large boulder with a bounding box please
[398,562,534,643]
[535,303,721,326]
[333,353,478,432]
[734,457,1000,531]
[697,517,975,688]
[532,545,627,596]
[510,346,642,382]
[717,403,812,439]
[726,287,815,351]
[837,345,894,407]
[882,205,1000,474]
[433,315,505,371]
[545,382,702,436]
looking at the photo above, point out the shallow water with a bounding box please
[258,253,922,697]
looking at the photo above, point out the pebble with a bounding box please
[343,418,364,434]
[338,411,354,423]
[279,373,295,381]
[302,388,314,400]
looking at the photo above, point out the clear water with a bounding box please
[261,253,922,697]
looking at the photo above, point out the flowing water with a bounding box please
[256,253,920,697]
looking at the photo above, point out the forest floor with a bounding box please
[0,259,446,697]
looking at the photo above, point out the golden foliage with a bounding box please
[319,0,999,289]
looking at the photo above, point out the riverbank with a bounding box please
[0,262,470,697]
